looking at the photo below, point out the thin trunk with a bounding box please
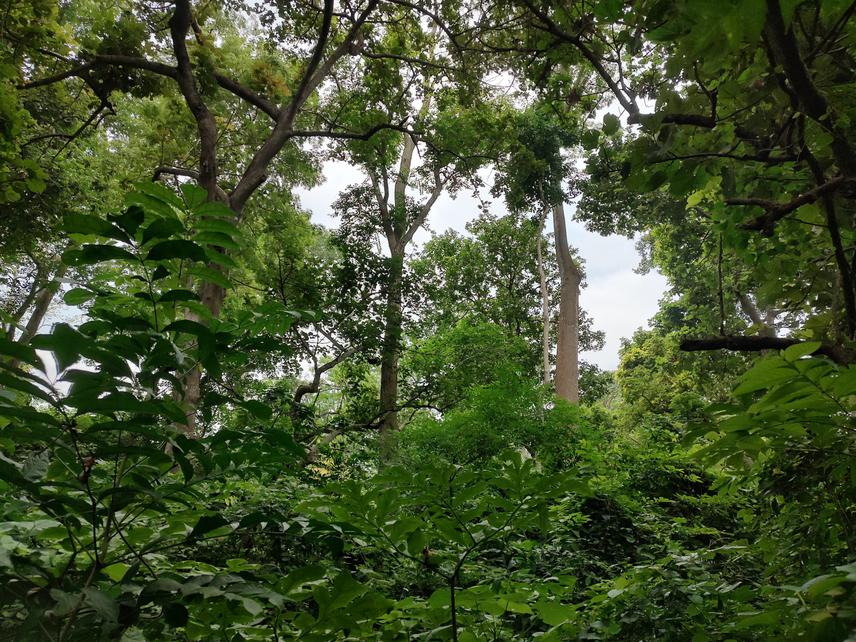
[6,272,43,341]
[9,261,67,369]
[377,90,436,439]
[552,201,581,403]
[380,249,404,435]
[535,211,550,387]
[19,262,67,344]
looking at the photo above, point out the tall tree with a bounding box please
[495,107,584,400]
[15,0,427,431]
[475,0,856,365]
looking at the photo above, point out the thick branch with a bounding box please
[169,0,220,201]
[680,335,853,365]
[289,122,418,141]
[401,165,445,247]
[764,0,856,174]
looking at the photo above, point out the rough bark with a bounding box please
[551,201,582,403]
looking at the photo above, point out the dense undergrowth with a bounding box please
[1,187,855,641]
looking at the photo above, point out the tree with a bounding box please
[328,45,503,435]
[474,0,856,365]
[411,209,605,395]
[14,0,436,432]
[494,107,585,401]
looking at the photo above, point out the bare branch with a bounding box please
[680,335,853,365]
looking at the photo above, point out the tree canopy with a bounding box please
[3,1,856,640]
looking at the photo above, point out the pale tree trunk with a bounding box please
[376,89,440,437]
[535,211,550,387]
[19,262,67,344]
[8,259,67,369]
[552,201,582,403]
[736,291,777,338]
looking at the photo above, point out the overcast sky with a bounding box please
[296,161,669,371]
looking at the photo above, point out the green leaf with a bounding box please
[0,338,41,369]
[238,400,273,420]
[193,231,240,249]
[109,206,146,235]
[125,191,177,219]
[83,587,119,623]
[581,129,601,150]
[158,289,199,303]
[188,266,233,289]
[188,514,229,539]
[164,320,212,336]
[63,213,129,242]
[146,240,208,263]
[30,324,83,371]
[181,184,207,208]
[0,372,54,404]
[63,244,138,266]
[602,113,620,135]
[63,288,95,305]
[193,217,243,238]
[782,341,821,361]
[134,181,184,209]
[163,603,188,627]
[142,217,185,245]
[194,201,236,218]
[102,562,131,582]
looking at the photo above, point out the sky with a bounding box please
[297,160,669,371]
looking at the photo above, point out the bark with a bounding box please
[551,201,582,403]
[8,261,67,368]
[535,211,551,387]
[736,292,777,337]
[376,89,439,437]
[379,249,405,434]
[19,262,67,345]
[680,335,854,365]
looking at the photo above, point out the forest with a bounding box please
[2,0,856,640]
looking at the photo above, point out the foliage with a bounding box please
[3,1,856,641]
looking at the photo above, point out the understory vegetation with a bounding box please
[2,0,856,640]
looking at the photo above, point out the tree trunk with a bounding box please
[19,262,67,344]
[8,260,67,369]
[736,291,776,338]
[551,201,581,403]
[535,211,551,387]
[380,248,405,434]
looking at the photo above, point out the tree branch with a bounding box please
[680,335,853,365]
[293,347,357,405]
[730,176,854,233]
[764,0,856,174]
[169,0,220,202]
[152,166,229,201]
